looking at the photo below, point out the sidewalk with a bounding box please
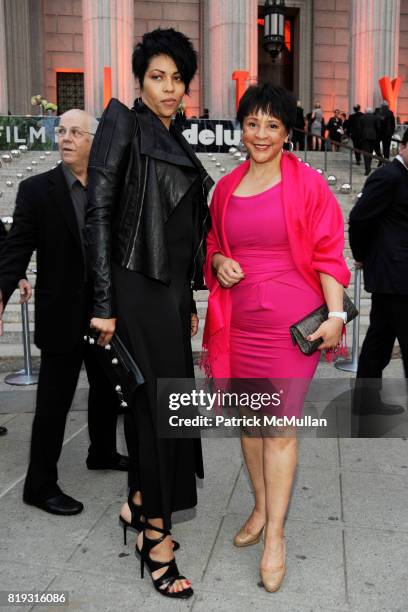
[0,361,407,611]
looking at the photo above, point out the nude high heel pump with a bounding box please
[233,524,264,547]
[260,538,286,593]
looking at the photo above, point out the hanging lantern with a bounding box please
[263,0,286,61]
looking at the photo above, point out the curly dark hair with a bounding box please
[132,28,197,95]
[236,83,297,132]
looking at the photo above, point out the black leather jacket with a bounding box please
[86,98,214,318]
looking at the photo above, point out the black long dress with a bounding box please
[112,166,203,529]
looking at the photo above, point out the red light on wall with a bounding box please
[104,66,112,108]
[284,21,291,52]
[257,18,291,51]
[54,68,84,73]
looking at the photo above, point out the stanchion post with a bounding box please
[4,288,38,386]
[335,267,362,373]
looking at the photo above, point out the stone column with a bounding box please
[28,0,44,103]
[0,0,8,114]
[82,0,134,117]
[3,0,31,115]
[350,0,400,110]
[206,0,258,119]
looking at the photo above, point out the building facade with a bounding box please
[0,0,407,122]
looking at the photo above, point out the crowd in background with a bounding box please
[291,99,406,175]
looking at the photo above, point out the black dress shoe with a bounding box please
[0,426,7,436]
[23,492,84,515]
[353,402,405,416]
[86,453,129,471]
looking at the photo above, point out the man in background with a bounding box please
[0,110,128,515]
[349,129,408,416]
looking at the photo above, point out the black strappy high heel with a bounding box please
[119,491,145,545]
[119,491,179,550]
[135,521,193,599]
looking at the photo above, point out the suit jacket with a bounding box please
[0,165,88,352]
[348,111,363,139]
[349,159,408,294]
[360,113,380,141]
[377,107,396,138]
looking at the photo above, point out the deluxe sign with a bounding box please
[181,120,241,151]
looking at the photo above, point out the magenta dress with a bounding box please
[225,183,323,416]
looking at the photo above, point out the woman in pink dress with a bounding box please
[203,84,350,593]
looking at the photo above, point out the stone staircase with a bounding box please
[0,148,389,360]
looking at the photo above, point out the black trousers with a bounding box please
[356,294,408,407]
[381,136,392,160]
[23,343,120,500]
[291,131,305,151]
[351,138,362,163]
[361,139,376,174]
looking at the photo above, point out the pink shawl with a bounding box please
[202,151,351,379]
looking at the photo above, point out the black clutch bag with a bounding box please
[289,293,358,355]
[84,330,145,412]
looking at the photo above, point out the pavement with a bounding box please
[1,356,408,612]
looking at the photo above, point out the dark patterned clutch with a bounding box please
[84,331,145,412]
[289,293,358,355]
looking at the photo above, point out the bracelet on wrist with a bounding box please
[328,311,347,324]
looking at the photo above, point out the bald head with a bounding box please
[59,109,98,135]
[57,109,98,177]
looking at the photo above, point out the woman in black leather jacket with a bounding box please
[86,29,213,599]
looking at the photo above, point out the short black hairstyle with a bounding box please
[132,28,197,95]
[401,128,408,146]
[236,83,297,132]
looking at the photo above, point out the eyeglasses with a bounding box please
[55,127,95,139]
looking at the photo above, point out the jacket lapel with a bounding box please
[48,165,82,248]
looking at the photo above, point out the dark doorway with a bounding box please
[257,6,298,96]
[56,72,85,115]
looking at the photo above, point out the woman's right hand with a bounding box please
[212,254,245,288]
[90,317,116,346]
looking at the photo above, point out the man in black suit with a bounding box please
[359,107,381,175]
[292,100,305,151]
[0,219,32,437]
[0,110,128,515]
[347,104,364,165]
[377,100,396,161]
[349,128,408,415]
[0,219,7,435]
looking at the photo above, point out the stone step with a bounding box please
[1,322,34,344]
[0,342,40,357]
[2,305,35,323]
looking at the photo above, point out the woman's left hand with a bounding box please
[307,317,344,350]
[191,313,199,337]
